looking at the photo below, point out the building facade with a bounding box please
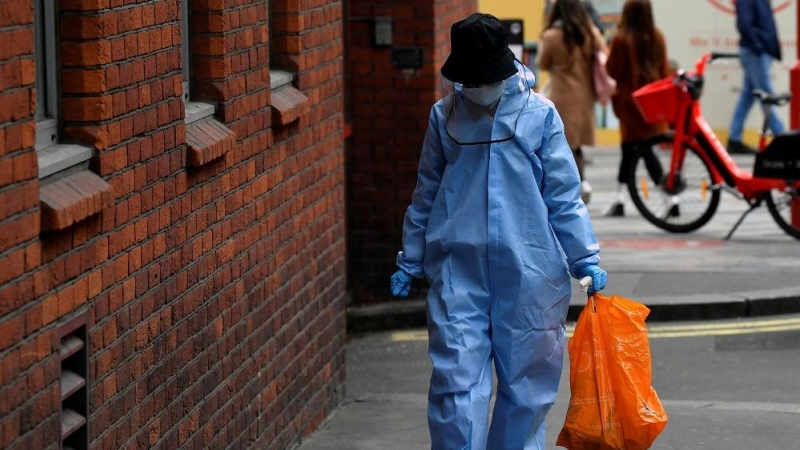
[345,0,477,308]
[0,0,346,448]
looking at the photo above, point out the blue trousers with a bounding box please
[728,46,784,142]
[426,276,568,450]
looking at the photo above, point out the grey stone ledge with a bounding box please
[37,143,93,179]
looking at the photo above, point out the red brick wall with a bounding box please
[346,0,476,305]
[0,0,50,447]
[0,0,346,448]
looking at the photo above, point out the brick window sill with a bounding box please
[186,117,236,166]
[40,170,114,232]
[270,70,309,126]
[271,85,310,126]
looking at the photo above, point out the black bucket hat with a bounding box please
[441,13,518,86]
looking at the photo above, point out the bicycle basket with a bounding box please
[633,78,680,124]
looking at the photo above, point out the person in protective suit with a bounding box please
[390,13,608,450]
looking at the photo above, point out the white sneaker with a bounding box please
[601,190,626,217]
[601,200,625,217]
[655,195,680,219]
[581,180,593,205]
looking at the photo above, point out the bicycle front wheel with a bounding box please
[765,186,800,240]
[627,137,720,233]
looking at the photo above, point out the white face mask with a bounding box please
[462,80,506,106]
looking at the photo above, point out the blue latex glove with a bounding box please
[390,269,413,297]
[577,264,607,295]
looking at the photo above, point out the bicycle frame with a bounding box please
[667,52,799,201]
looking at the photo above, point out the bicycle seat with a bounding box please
[752,89,792,106]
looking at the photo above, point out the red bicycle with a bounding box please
[629,51,800,240]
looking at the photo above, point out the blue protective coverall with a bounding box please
[396,64,601,450]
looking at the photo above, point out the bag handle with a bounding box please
[579,276,597,311]
[579,276,593,292]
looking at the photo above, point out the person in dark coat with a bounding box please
[604,0,670,216]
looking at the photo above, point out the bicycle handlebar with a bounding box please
[709,52,739,61]
[694,51,740,76]
[670,52,743,101]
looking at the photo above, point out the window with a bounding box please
[180,0,234,165]
[33,0,92,181]
[267,1,309,126]
[34,0,58,149]
[267,1,293,90]
[180,0,191,102]
[34,1,113,229]
[181,0,215,124]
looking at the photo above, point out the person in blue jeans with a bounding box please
[727,0,784,154]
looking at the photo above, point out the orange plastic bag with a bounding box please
[556,293,668,450]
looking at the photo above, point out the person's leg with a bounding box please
[601,141,635,216]
[426,262,493,450]
[729,47,757,143]
[749,51,785,136]
[642,143,664,185]
[572,146,585,180]
[617,139,665,186]
[487,294,569,450]
[574,146,593,204]
[617,141,637,184]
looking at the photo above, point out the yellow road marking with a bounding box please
[647,323,800,339]
[648,316,800,331]
[390,330,429,342]
[569,316,800,339]
[390,317,800,342]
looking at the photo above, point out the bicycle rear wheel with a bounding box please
[627,136,720,233]
[765,186,800,240]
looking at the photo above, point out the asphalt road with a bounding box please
[300,314,800,450]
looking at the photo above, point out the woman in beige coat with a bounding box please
[539,0,607,204]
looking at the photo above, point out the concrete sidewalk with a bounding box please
[297,146,800,450]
